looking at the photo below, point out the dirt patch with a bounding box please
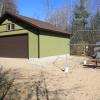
[1,56,100,100]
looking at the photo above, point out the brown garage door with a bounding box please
[0,34,28,58]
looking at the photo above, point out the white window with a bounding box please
[7,23,15,31]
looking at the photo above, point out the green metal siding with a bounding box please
[0,19,38,58]
[40,31,70,57]
[0,19,70,58]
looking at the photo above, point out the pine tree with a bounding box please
[72,0,90,33]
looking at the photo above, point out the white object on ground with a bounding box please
[65,66,69,73]
[83,60,87,65]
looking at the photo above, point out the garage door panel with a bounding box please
[0,34,28,58]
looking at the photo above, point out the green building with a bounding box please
[0,12,70,59]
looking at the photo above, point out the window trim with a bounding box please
[11,23,15,30]
[7,23,15,31]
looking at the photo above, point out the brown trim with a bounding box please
[27,33,29,59]
[0,12,71,36]
[0,29,25,33]
[40,30,70,38]
[0,33,28,37]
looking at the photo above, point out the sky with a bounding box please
[16,0,46,20]
[16,0,98,21]
[16,0,76,21]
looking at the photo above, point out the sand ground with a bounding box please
[1,56,100,100]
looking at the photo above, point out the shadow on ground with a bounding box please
[83,65,100,69]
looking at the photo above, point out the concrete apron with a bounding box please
[28,54,70,66]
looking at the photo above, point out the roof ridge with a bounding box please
[0,12,71,36]
[18,14,65,30]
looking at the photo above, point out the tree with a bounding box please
[43,0,68,31]
[44,0,51,20]
[71,0,90,55]
[0,0,3,16]
[0,0,18,17]
[91,0,100,29]
[72,0,90,33]
[47,7,68,31]
[91,10,100,29]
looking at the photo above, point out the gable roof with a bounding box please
[0,12,70,36]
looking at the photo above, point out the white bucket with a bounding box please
[65,67,69,73]
[83,60,87,65]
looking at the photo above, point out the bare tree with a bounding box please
[43,0,68,31]
[44,0,51,20]
[0,67,14,100]
[0,0,18,16]
[48,7,68,31]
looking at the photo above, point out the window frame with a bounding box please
[7,23,15,31]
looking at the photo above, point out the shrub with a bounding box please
[0,67,14,100]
